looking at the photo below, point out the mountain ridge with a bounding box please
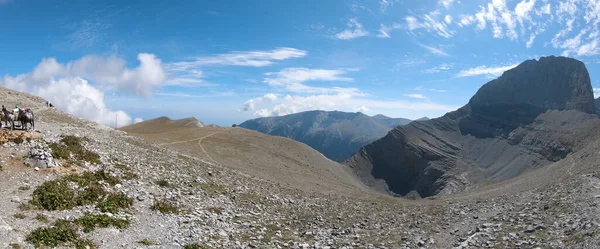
[239,110,414,162]
[345,56,600,198]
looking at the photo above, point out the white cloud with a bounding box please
[379,0,397,12]
[134,118,144,124]
[2,75,133,128]
[526,34,536,48]
[430,88,448,93]
[377,23,403,38]
[423,63,453,73]
[164,47,306,86]
[241,93,279,112]
[355,105,370,112]
[241,92,458,119]
[0,54,169,128]
[169,47,306,69]
[444,15,453,24]
[405,11,455,38]
[593,88,600,98]
[455,63,519,78]
[335,18,369,40]
[262,68,361,95]
[24,53,166,97]
[515,0,536,23]
[418,43,450,56]
[440,0,455,8]
[404,93,427,99]
[458,15,476,27]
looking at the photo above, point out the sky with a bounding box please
[0,0,599,127]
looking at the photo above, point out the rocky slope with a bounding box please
[239,111,413,162]
[0,80,600,248]
[346,56,600,198]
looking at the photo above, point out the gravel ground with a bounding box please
[0,91,599,248]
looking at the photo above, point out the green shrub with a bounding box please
[184,243,205,249]
[26,219,79,247]
[114,163,130,171]
[137,239,156,245]
[13,213,26,219]
[74,239,98,249]
[151,200,180,214]
[35,214,49,223]
[96,193,133,213]
[30,170,121,211]
[155,179,170,188]
[49,136,100,164]
[30,180,76,211]
[73,213,130,233]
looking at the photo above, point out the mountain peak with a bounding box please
[469,56,594,115]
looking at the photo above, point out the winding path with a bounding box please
[157,129,228,164]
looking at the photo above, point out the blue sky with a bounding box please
[1,0,599,127]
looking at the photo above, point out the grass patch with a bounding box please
[35,214,49,223]
[207,207,223,215]
[9,243,21,249]
[200,183,227,196]
[73,213,130,233]
[29,170,121,211]
[74,239,98,249]
[184,244,206,249]
[49,135,100,164]
[151,200,180,214]
[114,163,130,171]
[96,193,133,213]
[13,213,26,219]
[123,171,138,180]
[137,239,157,245]
[155,179,171,188]
[18,203,35,211]
[26,219,80,248]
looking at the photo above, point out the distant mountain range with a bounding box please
[239,111,424,162]
[345,56,600,198]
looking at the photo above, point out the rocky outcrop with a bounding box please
[345,56,600,197]
[239,111,413,162]
[595,97,600,117]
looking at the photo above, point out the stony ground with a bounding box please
[0,102,599,248]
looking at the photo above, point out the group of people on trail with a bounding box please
[1,104,35,130]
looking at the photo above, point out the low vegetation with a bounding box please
[137,239,157,245]
[13,213,26,219]
[96,193,133,213]
[35,214,49,223]
[183,244,206,249]
[155,179,171,188]
[29,170,128,211]
[26,219,88,248]
[151,200,180,214]
[48,135,100,164]
[74,213,130,233]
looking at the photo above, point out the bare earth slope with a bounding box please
[119,116,205,134]
[239,110,412,162]
[346,56,600,198]
[0,85,599,248]
[120,117,368,196]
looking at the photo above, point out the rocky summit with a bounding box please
[345,56,600,198]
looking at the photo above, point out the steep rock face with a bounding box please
[239,111,413,162]
[595,97,600,117]
[345,56,600,197]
